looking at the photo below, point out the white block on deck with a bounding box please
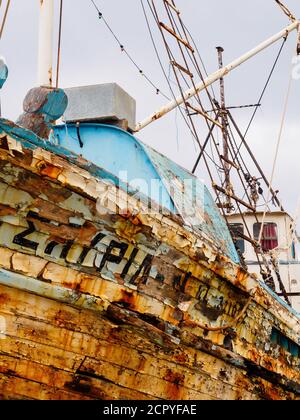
[64,83,136,131]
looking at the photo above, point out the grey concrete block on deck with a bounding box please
[64,83,136,131]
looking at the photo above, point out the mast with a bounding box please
[37,0,54,87]
[217,46,232,211]
[134,20,300,132]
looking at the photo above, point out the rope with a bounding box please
[258,66,293,245]
[56,0,64,89]
[0,0,10,40]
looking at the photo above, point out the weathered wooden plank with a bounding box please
[0,285,254,397]
[0,335,83,372]
[1,260,298,380]
[0,353,77,389]
[0,372,93,400]
[0,283,241,380]
[80,354,257,401]
[0,392,34,400]
[79,358,219,401]
[0,313,211,399]
[0,298,298,399]
[0,262,298,398]
[0,284,297,399]
[0,353,153,400]
[64,373,159,400]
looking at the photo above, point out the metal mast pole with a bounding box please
[37,0,54,87]
[216,46,232,211]
[134,20,300,132]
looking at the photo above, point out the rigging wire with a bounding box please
[166,8,217,111]
[232,36,287,161]
[258,68,293,245]
[244,36,287,139]
[142,1,223,179]
[147,0,238,234]
[142,0,289,295]
[141,0,204,145]
[140,0,174,102]
[142,0,208,155]
[181,22,216,99]
[147,0,212,144]
[275,0,296,22]
[90,0,170,100]
[0,0,10,40]
[161,8,225,176]
[56,0,64,88]
[141,0,202,147]
[157,8,223,172]
[229,36,287,208]
[148,0,269,272]
[166,63,181,150]
[224,122,274,269]
[173,1,280,272]
[145,0,233,198]
[227,120,267,209]
[162,2,218,118]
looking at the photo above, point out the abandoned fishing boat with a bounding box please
[0,0,299,400]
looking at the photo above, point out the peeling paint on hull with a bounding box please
[0,122,299,400]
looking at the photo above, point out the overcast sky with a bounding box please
[1,0,300,220]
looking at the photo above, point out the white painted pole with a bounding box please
[134,20,300,132]
[37,0,54,87]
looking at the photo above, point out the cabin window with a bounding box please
[271,328,300,358]
[253,223,278,252]
[230,223,245,254]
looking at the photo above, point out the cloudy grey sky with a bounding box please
[1,0,300,219]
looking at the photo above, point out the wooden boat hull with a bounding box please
[0,121,299,400]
